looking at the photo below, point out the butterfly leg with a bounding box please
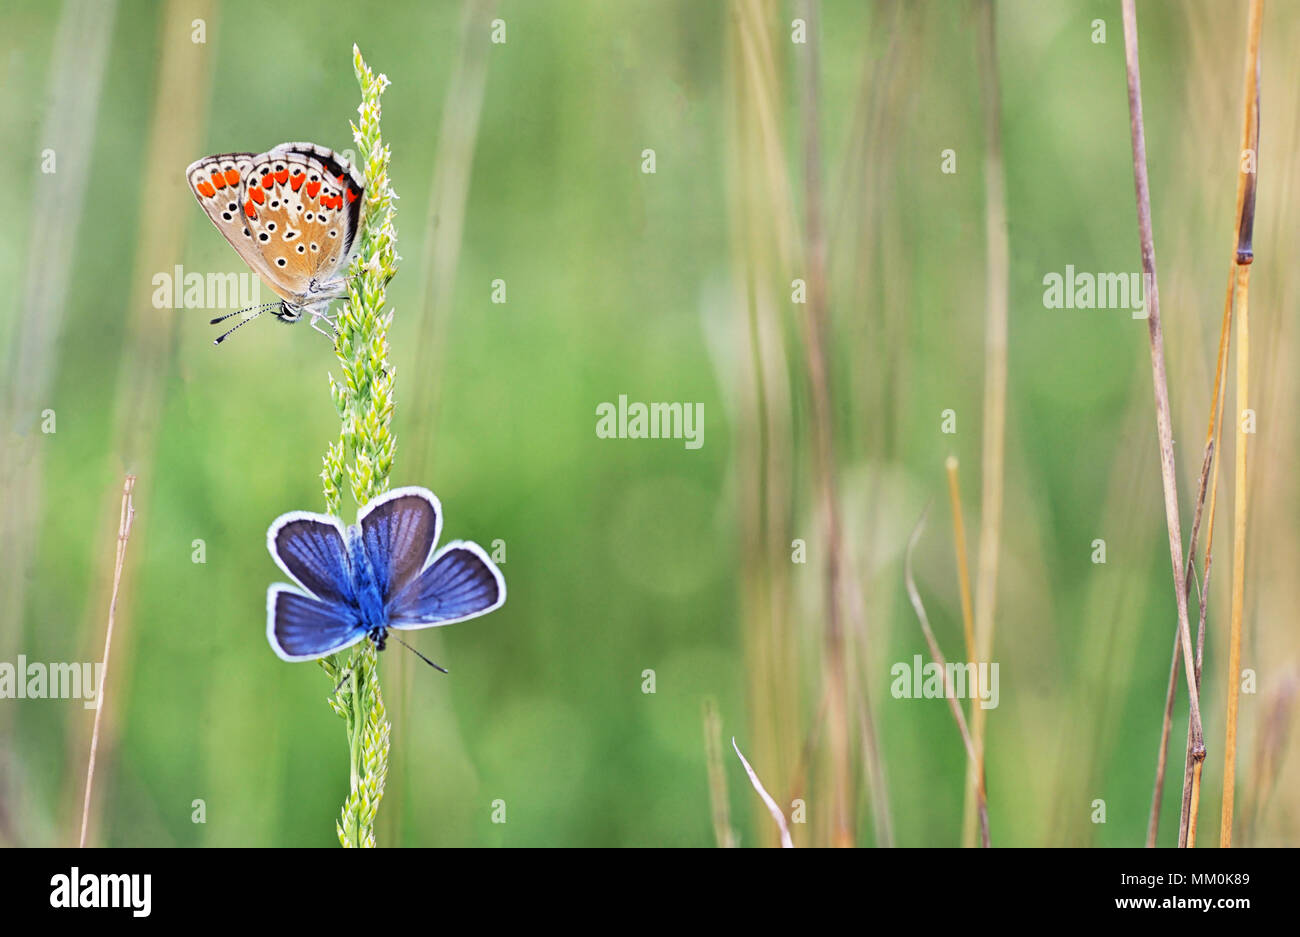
[308,314,338,341]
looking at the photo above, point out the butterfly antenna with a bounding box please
[213,308,267,345]
[332,668,352,695]
[390,634,449,674]
[210,302,281,325]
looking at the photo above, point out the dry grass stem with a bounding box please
[965,0,1008,848]
[945,457,977,664]
[703,701,737,848]
[1220,0,1262,848]
[1176,0,1262,848]
[906,507,990,847]
[732,737,794,848]
[1146,439,1214,846]
[79,475,136,848]
[795,0,854,848]
[1121,1,1205,780]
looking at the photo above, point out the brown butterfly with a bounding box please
[186,142,364,344]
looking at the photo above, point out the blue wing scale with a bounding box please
[267,513,353,604]
[266,585,366,661]
[357,487,441,602]
[388,541,506,629]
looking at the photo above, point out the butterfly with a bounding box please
[185,142,364,344]
[266,486,506,665]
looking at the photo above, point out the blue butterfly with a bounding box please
[265,486,505,663]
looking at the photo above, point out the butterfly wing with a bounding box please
[266,510,356,606]
[267,584,366,661]
[265,510,363,661]
[241,145,364,301]
[186,153,294,302]
[269,142,365,257]
[356,486,442,603]
[387,541,506,630]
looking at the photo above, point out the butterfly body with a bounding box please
[340,526,390,647]
[266,487,506,662]
[186,142,365,342]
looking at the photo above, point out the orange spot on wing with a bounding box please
[275,169,289,184]
[196,181,216,198]
[290,172,305,191]
[306,180,321,198]
[336,173,345,185]
[346,188,358,203]
[250,186,265,205]
[225,169,240,186]
[210,172,226,189]
[261,174,274,189]
[244,200,257,218]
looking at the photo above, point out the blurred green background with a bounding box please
[1,0,1296,847]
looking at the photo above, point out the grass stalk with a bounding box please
[1120,1,1206,794]
[1180,342,1226,847]
[317,46,399,848]
[964,0,1008,848]
[906,508,990,847]
[1185,0,1262,852]
[63,0,214,845]
[795,0,854,848]
[1221,262,1251,847]
[1187,762,1203,846]
[948,455,987,848]
[78,475,136,848]
[1145,439,1213,846]
[854,697,894,847]
[1220,0,1262,848]
[732,738,793,848]
[945,457,977,665]
[726,0,800,846]
[703,700,737,848]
